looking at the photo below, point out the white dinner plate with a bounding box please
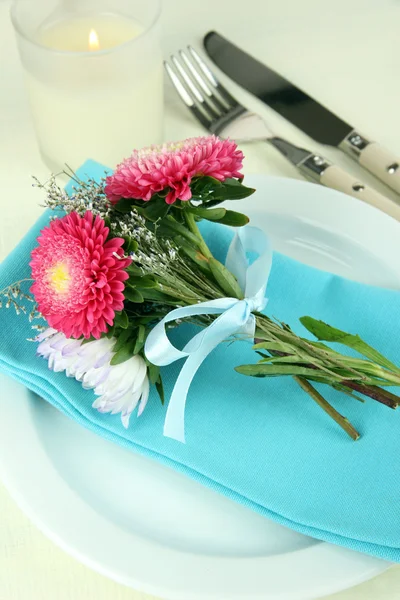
[0,175,397,600]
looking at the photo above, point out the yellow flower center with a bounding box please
[47,262,71,295]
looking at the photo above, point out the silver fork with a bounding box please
[165,47,398,218]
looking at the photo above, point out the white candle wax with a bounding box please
[38,14,142,52]
[20,13,163,172]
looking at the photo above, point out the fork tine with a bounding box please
[164,61,194,108]
[188,46,239,108]
[171,55,222,120]
[179,50,227,114]
[164,61,214,131]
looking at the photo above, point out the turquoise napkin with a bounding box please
[1,160,400,562]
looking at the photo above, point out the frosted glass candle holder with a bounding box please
[11,0,163,172]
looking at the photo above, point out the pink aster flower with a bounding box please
[30,211,131,339]
[105,135,244,205]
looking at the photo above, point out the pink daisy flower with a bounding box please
[105,135,244,205]
[30,211,131,339]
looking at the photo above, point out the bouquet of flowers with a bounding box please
[4,136,400,442]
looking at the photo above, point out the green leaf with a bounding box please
[137,313,165,325]
[300,316,400,372]
[209,257,243,299]
[156,377,165,405]
[141,288,179,303]
[126,263,143,276]
[112,328,133,353]
[216,210,249,227]
[258,355,308,364]
[156,217,201,247]
[300,317,349,343]
[188,206,226,221]
[223,178,255,196]
[157,188,169,199]
[133,324,146,354]
[190,176,255,207]
[235,364,331,379]
[114,198,135,213]
[200,198,227,208]
[148,363,160,385]
[172,207,185,223]
[214,178,255,201]
[110,345,134,366]
[142,197,170,222]
[122,236,138,253]
[124,287,144,303]
[177,238,212,275]
[105,325,115,339]
[114,310,129,329]
[255,350,270,359]
[127,276,157,289]
[191,175,223,200]
[253,341,294,352]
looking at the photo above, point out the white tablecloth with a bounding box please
[1,0,400,597]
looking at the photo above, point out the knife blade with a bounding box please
[203,31,400,195]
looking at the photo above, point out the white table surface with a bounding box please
[1,0,400,598]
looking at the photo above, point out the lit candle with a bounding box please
[88,29,100,52]
[11,1,163,172]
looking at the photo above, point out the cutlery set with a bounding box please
[165,31,400,215]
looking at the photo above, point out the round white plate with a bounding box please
[0,175,396,600]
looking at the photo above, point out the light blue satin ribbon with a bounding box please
[144,226,272,442]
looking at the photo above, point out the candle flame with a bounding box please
[88,29,100,51]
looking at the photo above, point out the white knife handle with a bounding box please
[298,157,400,220]
[339,131,400,195]
[320,166,400,219]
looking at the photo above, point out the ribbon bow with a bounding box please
[144,226,272,442]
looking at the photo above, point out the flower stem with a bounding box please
[293,376,360,441]
[184,211,213,259]
[341,381,400,409]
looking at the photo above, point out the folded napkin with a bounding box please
[1,160,400,562]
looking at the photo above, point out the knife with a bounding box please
[203,31,400,195]
[166,49,400,217]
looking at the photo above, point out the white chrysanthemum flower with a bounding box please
[37,328,150,428]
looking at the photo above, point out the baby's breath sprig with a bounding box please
[0,278,44,343]
[0,278,36,316]
[33,172,112,220]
